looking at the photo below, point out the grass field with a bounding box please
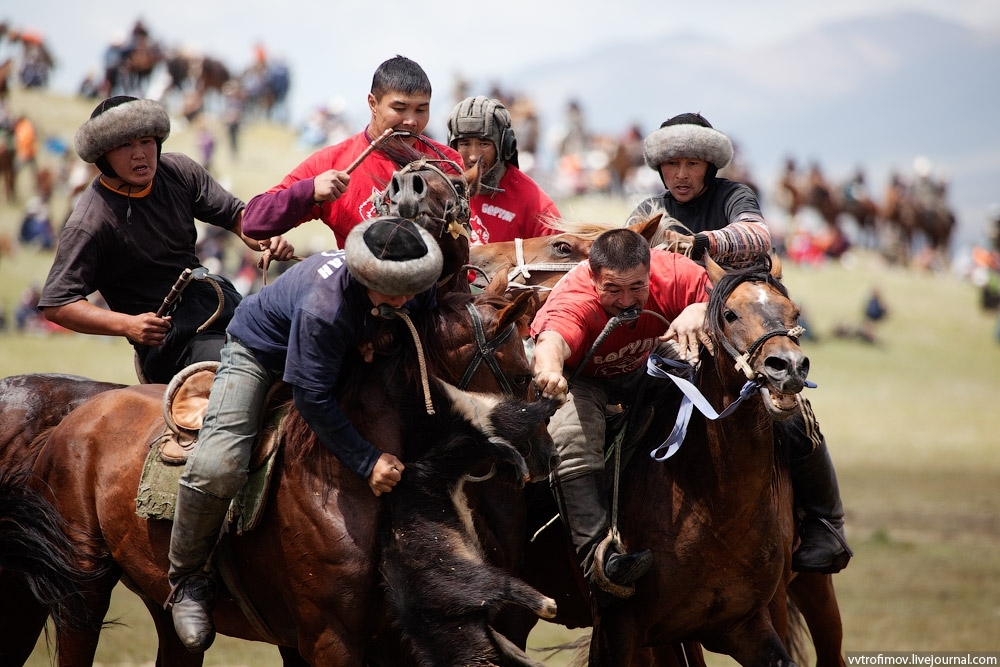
[3,88,999,665]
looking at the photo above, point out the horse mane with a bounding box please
[704,254,786,346]
[628,205,695,247]
[543,216,622,240]
[378,136,465,176]
[543,207,690,246]
[378,138,424,170]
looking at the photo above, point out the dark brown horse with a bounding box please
[375,139,474,295]
[8,285,552,666]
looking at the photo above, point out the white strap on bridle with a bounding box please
[506,237,581,283]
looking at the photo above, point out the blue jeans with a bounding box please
[179,335,281,500]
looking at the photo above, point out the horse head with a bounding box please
[374,140,472,293]
[705,253,810,420]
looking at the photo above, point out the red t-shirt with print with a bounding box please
[530,249,710,379]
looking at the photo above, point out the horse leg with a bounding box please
[589,603,640,667]
[636,643,706,667]
[788,573,844,667]
[134,596,205,667]
[704,609,795,667]
[55,574,117,667]
[0,577,49,665]
[279,645,311,666]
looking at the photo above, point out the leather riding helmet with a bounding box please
[75,96,171,179]
[446,95,519,169]
[642,112,733,186]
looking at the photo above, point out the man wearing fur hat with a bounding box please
[626,112,770,264]
[446,95,560,244]
[166,216,443,652]
[38,96,293,383]
[628,113,852,575]
[241,55,463,250]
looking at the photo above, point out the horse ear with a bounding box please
[497,291,535,335]
[485,269,509,296]
[705,253,726,285]
[633,213,663,243]
[434,378,500,433]
[464,161,483,197]
[770,252,783,280]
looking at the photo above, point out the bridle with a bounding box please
[373,156,471,242]
[469,237,582,294]
[505,237,581,284]
[719,323,807,381]
[456,301,518,395]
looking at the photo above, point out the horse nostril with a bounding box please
[412,175,426,197]
[764,356,789,377]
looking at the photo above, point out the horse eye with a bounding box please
[724,310,739,323]
[553,241,572,256]
[513,374,532,389]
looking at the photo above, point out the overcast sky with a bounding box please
[6,0,1000,128]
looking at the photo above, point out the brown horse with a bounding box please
[8,285,553,666]
[518,255,840,667]
[0,112,15,203]
[571,255,804,665]
[467,215,664,304]
[881,174,955,267]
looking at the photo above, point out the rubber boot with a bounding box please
[166,484,231,652]
[790,441,853,573]
[552,473,652,595]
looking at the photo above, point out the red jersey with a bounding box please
[243,130,463,249]
[469,167,560,245]
[530,250,710,379]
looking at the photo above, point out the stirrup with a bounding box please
[793,516,853,573]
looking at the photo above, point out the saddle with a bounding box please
[152,361,285,469]
[135,361,291,532]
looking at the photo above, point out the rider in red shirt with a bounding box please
[242,56,463,249]
[446,96,559,244]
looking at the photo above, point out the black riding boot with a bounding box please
[552,472,652,596]
[790,441,853,573]
[166,484,231,652]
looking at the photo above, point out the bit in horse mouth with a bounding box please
[762,387,799,414]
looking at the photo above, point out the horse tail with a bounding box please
[531,631,591,667]
[785,595,809,666]
[0,471,99,632]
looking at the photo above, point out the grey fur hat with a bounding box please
[74,96,171,163]
[345,217,443,296]
[642,113,733,171]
